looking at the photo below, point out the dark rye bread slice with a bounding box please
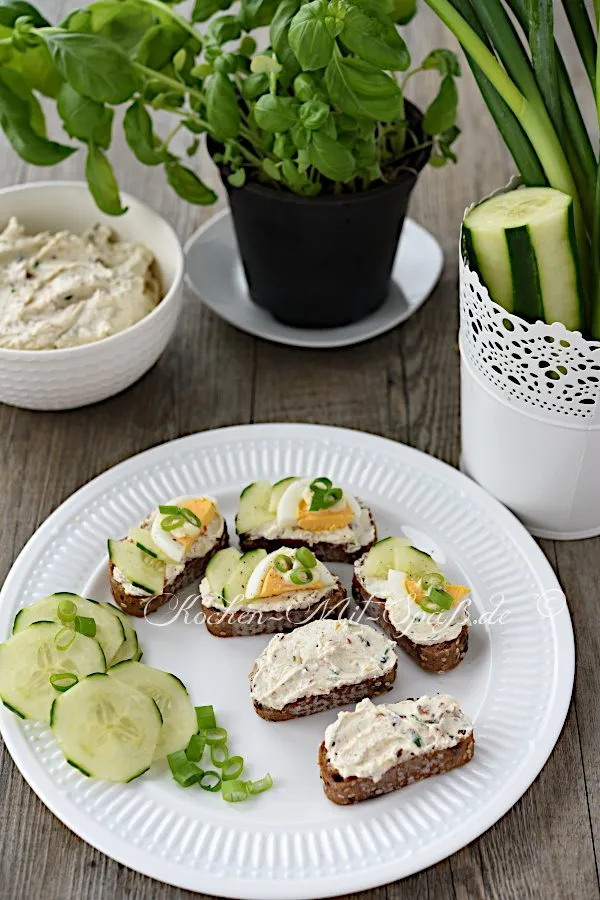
[318,731,475,805]
[253,663,397,721]
[352,571,468,673]
[203,579,348,638]
[237,510,377,563]
[109,524,229,618]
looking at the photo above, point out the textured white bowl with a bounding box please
[0,181,184,410]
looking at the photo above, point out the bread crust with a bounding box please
[318,732,475,805]
[252,662,397,721]
[352,571,468,673]
[237,511,377,563]
[109,524,229,618]
[202,580,348,638]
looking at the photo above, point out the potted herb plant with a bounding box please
[0,0,460,327]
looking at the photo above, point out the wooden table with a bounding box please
[1,3,598,899]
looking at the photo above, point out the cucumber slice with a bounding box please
[205,547,242,596]
[128,527,172,563]
[392,545,442,581]
[101,603,140,665]
[51,673,161,781]
[268,477,298,513]
[463,187,584,331]
[363,537,410,577]
[0,622,106,722]
[236,481,273,534]
[108,539,166,595]
[108,660,197,760]
[13,594,125,667]
[223,549,267,605]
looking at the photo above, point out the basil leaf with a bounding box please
[165,161,218,205]
[207,14,241,45]
[0,75,74,165]
[192,0,224,23]
[340,6,410,70]
[123,101,164,165]
[270,0,300,58]
[0,69,45,136]
[134,23,188,70]
[254,95,299,132]
[0,1,48,27]
[242,72,268,101]
[289,0,333,71]
[421,48,461,78]
[57,83,113,149]
[299,98,329,131]
[325,52,402,121]
[42,32,137,104]
[85,144,127,215]
[205,73,240,140]
[308,130,355,181]
[423,75,458,135]
[391,0,416,23]
[0,31,62,98]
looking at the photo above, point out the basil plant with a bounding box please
[0,0,460,213]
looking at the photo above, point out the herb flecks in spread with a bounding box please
[0,218,160,350]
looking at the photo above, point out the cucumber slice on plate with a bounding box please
[205,547,242,596]
[128,527,172,563]
[51,673,162,781]
[269,477,298,513]
[0,622,106,722]
[101,603,140,665]
[236,481,273,534]
[463,187,585,331]
[108,539,166,596]
[13,594,125,667]
[223,549,267,606]
[108,660,197,759]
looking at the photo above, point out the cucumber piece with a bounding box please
[268,477,298,513]
[363,537,410,578]
[0,622,106,722]
[463,187,584,331]
[13,594,125,667]
[101,603,140,665]
[108,660,197,760]
[205,547,242,596]
[128,527,172,563]
[51,673,161,781]
[108,539,166,595]
[223,549,267,605]
[236,481,273,534]
[392,544,442,581]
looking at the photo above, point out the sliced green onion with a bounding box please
[195,705,216,730]
[322,487,343,508]
[185,732,206,763]
[427,587,454,610]
[204,726,228,745]
[246,773,273,794]
[222,779,248,802]
[57,598,77,624]
[75,615,96,638]
[158,505,182,515]
[49,672,78,692]
[199,770,222,792]
[181,507,201,528]
[290,567,313,586]
[420,572,445,591]
[295,547,317,568]
[310,477,332,492]
[222,755,244,781]
[210,743,229,767]
[161,513,184,531]
[274,554,293,573]
[55,627,75,651]
[167,749,202,787]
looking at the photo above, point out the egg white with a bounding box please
[275,478,362,529]
[245,547,335,599]
[150,496,203,563]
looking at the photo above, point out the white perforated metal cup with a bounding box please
[0,182,184,410]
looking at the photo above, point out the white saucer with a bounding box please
[184,209,443,349]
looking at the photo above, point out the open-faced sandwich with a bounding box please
[235,476,376,563]
[353,537,471,672]
[250,619,398,721]
[108,496,228,617]
[200,545,346,637]
[319,694,474,805]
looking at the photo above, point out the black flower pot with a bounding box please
[216,101,431,329]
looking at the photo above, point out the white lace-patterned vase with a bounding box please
[459,220,600,539]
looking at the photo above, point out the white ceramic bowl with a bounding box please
[0,181,184,410]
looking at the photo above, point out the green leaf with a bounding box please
[166,160,218,204]
[308,130,355,181]
[289,0,333,71]
[325,51,403,121]
[293,72,326,102]
[228,168,246,187]
[281,157,308,190]
[57,83,113,148]
[340,6,410,70]
[242,72,268,100]
[423,75,458,136]
[41,32,137,104]
[299,98,329,130]
[192,0,223,22]
[0,24,62,98]
[250,54,281,74]
[134,23,188,70]
[421,48,461,77]
[0,75,74,165]
[205,73,240,140]
[291,121,311,148]
[0,0,47,27]
[273,131,295,159]
[262,158,281,180]
[207,14,241,45]
[254,95,299,132]
[239,0,279,29]
[0,68,44,135]
[270,0,300,57]
[391,0,416,24]
[85,144,127,215]
[123,101,164,165]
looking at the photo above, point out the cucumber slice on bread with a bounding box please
[269,477,298,513]
[223,549,267,605]
[128,527,172,563]
[363,537,442,581]
[108,539,166,595]
[236,481,273,534]
[205,547,242,596]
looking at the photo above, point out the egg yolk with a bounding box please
[405,579,470,608]
[258,567,323,598]
[175,498,216,551]
[296,498,354,532]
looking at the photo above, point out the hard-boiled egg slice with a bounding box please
[276,479,310,528]
[245,553,275,599]
[387,569,412,603]
[245,548,335,599]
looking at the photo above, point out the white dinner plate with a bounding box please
[184,210,444,348]
[0,424,573,898]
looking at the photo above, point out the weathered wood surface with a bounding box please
[0,3,599,899]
